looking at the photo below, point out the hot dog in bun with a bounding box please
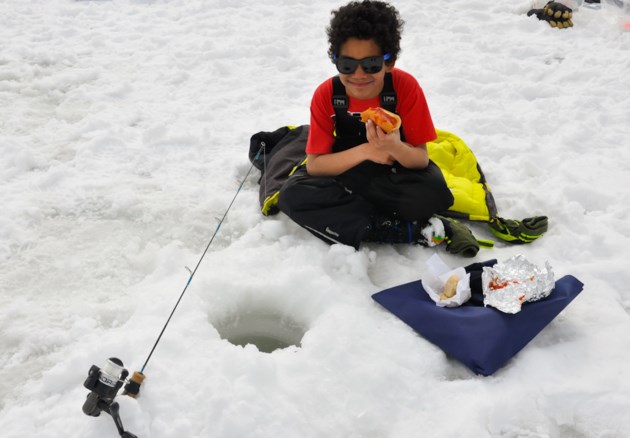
[360,107,402,133]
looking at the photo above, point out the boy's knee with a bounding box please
[396,175,454,221]
[277,173,336,214]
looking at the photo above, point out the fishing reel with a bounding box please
[82,357,142,438]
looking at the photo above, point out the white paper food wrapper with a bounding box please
[482,254,555,314]
[423,254,471,307]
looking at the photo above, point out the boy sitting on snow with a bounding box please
[277,0,479,257]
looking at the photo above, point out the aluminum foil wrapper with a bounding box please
[482,255,555,314]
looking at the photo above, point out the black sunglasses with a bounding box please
[333,53,392,74]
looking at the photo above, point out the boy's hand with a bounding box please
[361,142,394,165]
[365,119,402,152]
[364,120,429,169]
[361,120,396,165]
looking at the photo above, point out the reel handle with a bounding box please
[123,371,146,398]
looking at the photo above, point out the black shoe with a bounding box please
[363,217,445,247]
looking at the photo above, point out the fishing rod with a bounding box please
[81,144,266,438]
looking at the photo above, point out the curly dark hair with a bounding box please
[326,0,404,66]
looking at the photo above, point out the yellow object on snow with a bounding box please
[428,129,498,222]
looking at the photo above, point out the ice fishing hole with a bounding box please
[214,309,306,353]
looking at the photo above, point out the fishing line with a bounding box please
[81,136,271,438]
[80,145,268,437]
[140,144,266,374]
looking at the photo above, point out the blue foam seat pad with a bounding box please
[372,271,584,376]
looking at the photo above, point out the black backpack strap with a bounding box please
[380,72,397,112]
[332,73,397,112]
[332,76,348,118]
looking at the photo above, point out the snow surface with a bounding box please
[1,0,630,437]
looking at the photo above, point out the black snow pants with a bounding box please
[277,161,454,249]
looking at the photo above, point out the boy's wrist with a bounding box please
[357,142,371,161]
[386,140,407,158]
